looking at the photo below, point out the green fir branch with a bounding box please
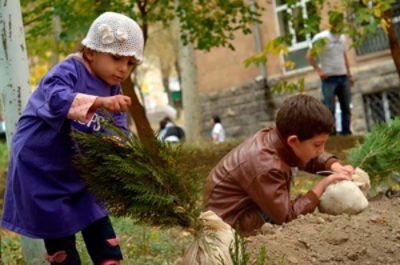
[72,121,201,228]
[348,118,400,189]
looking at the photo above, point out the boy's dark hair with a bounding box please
[276,94,334,141]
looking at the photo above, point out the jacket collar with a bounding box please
[269,128,304,168]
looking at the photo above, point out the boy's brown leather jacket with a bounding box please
[204,128,338,235]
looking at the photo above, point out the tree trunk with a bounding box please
[51,14,62,66]
[174,0,201,140]
[121,76,157,153]
[178,39,201,141]
[384,9,400,79]
[0,0,45,262]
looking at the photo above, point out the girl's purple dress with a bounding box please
[1,56,127,239]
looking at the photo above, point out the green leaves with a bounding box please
[271,78,305,94]
[344,0,395,48]
[177,0,261,51]
[310,37,329,57]
[22,0,261,65]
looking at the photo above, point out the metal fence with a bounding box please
[363,88,400,130]
[356,3,400,56]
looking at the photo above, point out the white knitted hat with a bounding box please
[82,12,144,62]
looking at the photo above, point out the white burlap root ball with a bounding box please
[318,167,370,215]
[180,210,235,265]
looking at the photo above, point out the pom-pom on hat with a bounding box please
[82,12,144,62]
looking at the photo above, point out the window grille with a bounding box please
[363,88,400,130]
[356,2,400,56]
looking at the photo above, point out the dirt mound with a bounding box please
[248,197,400,265]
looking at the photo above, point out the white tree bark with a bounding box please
[178,38,201,140]
[0,0,45,262]
[51,14,62,66]
[174,0,201,141]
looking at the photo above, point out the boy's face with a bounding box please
[86,51,138,85]
[287,133,329,164]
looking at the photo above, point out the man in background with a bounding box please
[306,11,353,135]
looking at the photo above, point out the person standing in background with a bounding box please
[306,11,353,135]
[211,115,225,143]
[0,113,6,140]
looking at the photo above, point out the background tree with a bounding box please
[1,1,46,263]
[21,0,261,146]
[144,22,180,111]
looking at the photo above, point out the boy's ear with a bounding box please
[286,135,299,147]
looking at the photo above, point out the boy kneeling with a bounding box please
[204,95,353,236]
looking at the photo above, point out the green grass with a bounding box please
[0,136,363,263]
[1,220,192,264]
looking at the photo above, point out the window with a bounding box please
[355,1,400,56]
[363,88,400,130]
[274,0,316,72]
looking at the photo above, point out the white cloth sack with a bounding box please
[180,211,235,265]
[318,167,370,215]
[351,167,370,195]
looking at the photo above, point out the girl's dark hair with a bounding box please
[276,94,334,141]
[159,117,172,131]
[79,45,91,62]
[163,116,172,123]
[159,120,167,130]
[213,115,221,124]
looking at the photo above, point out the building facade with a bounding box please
[196,0,400,139]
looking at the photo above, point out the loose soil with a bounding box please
[188,136,400,265]
[248,196,400,265]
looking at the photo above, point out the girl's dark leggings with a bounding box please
[43,216,122,265]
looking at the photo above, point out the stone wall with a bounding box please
[200,60,400,139]
[201,79,275,139]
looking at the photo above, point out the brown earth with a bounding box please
[248,196,400,265]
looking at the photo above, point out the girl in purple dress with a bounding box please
[1,12,144,265]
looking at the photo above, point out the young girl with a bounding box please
[1,12,144,264]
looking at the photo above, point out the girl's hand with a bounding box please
[93,95,132,113]
[331,162,354,178]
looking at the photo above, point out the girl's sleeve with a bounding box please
[113,112,129,135]
[36,61,76,131]
[36,60,96,131]
[67,93,97,123]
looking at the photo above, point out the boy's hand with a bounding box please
[312,171,352,198]
[326,172,352,184]
[330,162,354,178]
[92,95,132,113]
